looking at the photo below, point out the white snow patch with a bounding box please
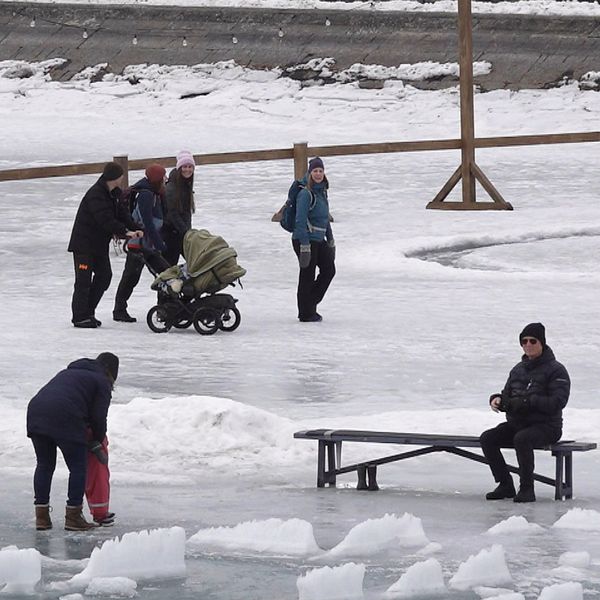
[474,588,520,599]
[84,577,137,597]
[326,513,429,557]
[187,518,322,556]
[485,515,543,535]
[416,542,443,555]
[553,508,600,531]
[384,558,446,598]
[449,545,512,591]
[558,552,591,569]
[297,563,365,600]
[59,595,85,600]
[537,581,583,600]
[0,546,42,594]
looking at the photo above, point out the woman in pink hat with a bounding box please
[163,150,196,265]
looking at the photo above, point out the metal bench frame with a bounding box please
[294,429,597,501]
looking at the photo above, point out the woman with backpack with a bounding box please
[163,150,196,266]
[292,157,336,322]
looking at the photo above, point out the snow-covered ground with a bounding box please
[1,54,600,599]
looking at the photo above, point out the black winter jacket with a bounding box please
[27,359,112,444]
[493,346,570,430]
[164,168,193,235]
[68,177,138,255]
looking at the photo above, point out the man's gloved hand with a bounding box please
[88,440,108,465]
[328,239,336,261]
[299,244,311,269]
[507,394,530,414]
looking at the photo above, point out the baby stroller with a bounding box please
[146,229,246,335]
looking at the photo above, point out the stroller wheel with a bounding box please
[193,307,220,335]
[219,306,241,332]
[173,319,193,329]
[147,305,173,333]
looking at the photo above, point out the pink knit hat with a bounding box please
[176,150,195,170]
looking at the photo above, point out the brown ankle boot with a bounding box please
[35,504,52,530]
[64,505,97,531]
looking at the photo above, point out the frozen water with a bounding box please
[449,545,512,590]
[558,551,591,568]
[69,528,186,587]
[325,514,429,557]
[187,518,322,556]
[552,508,600,531]
[482,593,524,600]
[0,546,41,594]
[485,516,543,536]
[537,581,583,600]
[296,563,365,600]
[384,558,446,598]
[84,576,137,597]
[474,588,520,599]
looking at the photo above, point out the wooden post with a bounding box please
[293,142,308,179]
[113,155,129,188]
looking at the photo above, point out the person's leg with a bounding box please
[88,252,112,318]
[480,422,518,498]
[31,434,57,505]
[310,241,336,312]
[513,424,561,502]
[114,251,144,315]
[163,229,182,266]
[292,239,318,320]
[71,253,94,323]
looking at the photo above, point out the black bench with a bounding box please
[294,429,597,501]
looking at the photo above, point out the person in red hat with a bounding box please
[113,163,169,323]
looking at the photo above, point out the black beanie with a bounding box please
[96,352,119,381]
[519,322,546,348]
[101,162,124,182]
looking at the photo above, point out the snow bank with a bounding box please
[0,546,41,594]
[69,528,186,586]
[537,581,583,600]
[327,514,429,557]
[297,563,365,600]
[385,558,446,598]
[449,545,512,591]
[558,552,590,568]
[85,577,138,597]
[187,518,321,556]
[485,516,543,535]
[553,508,600,531]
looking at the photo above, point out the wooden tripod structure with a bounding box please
[426,0,513,210]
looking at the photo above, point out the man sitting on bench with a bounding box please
[480,322,570,503]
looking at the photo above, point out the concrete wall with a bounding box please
[1,2,600,89]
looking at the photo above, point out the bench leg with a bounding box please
[554,453,564,500]
[317,440,326,487]
[367,465,379,491]
[357,465,368,490]
[326,441,337,487]
[565,452,573,499]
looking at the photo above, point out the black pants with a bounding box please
[292,239,336,319]
[30,434,87,507]
[114,249,169,312]
[480,421,561,487]
[71,252,112,323]
[162,228,184,266]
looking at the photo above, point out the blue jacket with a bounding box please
[27,359,112,444]
[292,176,333,246]
[130,177,166,252]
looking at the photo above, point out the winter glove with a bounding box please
[328,239,336,261]
[88,440,108,465]
[507,394,530,414]
[299,244,311,269]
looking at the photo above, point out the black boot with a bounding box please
[514,485,536,503]
[485,479,516,500]
[113,310,136,323]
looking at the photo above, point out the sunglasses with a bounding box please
[521,338,539,346]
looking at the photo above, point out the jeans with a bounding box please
[480,421,561,487]
[30,434,88,506]
[71,252,112,322]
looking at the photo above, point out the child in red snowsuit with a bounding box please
[85,433,114,526]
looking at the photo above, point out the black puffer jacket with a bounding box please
[27,359,112,444]
[68,177,138,255]
[492,346,570,430]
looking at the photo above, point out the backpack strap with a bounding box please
[306,188,326,233]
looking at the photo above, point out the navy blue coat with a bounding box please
[27,359,112,444]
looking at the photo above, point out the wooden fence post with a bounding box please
[293,142,308,180]
[113,155,129,188]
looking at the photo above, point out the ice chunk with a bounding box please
[558,552,591,568]
[416,542,442,555]
[69,527,186,586]
[480,594,524,600]
[297,563,365,600]
[449,544,512,590]
[187,518,321,556]
[59,595,85,600]
[485,516,543,535]
[537,581,583,600]
[85,577,137,597]
[327,513,429,557]
[0,546,41,594]
[385,558,446,597]
[553,508,600,531]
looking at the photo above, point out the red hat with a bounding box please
[145,164,166,184]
